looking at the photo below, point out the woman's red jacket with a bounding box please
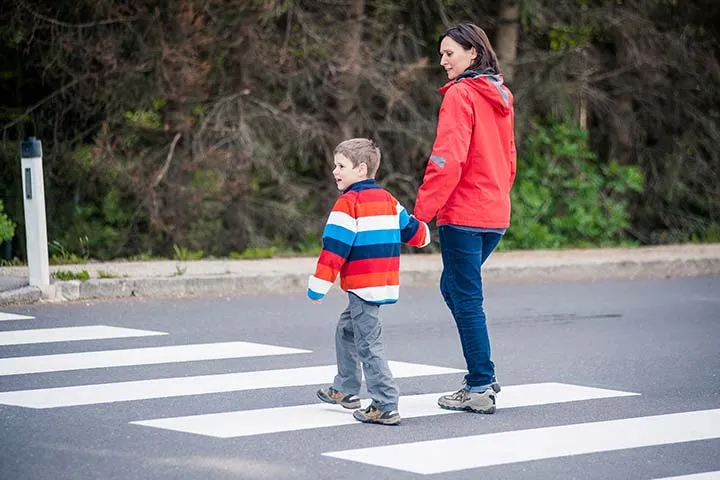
[414,72,517,229]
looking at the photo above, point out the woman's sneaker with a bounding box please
[352,405,401,425]
[316,387,361,409]
[437,387,497,414]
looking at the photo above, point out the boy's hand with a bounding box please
[310,299,323,304]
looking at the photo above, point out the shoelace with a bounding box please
[449,389,470,401]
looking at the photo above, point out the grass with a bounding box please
[52,269,90,282]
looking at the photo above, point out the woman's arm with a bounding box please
[414,85,474,223]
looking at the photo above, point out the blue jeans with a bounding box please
[439,226,502,391]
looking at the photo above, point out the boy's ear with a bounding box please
[358,162,369,176]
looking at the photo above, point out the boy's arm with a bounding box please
[397,201,431,248]
[307,195,357,301]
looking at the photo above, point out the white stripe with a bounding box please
[327,211,357,232]
[357,215,398,232]
[349,285,399,302]
[0,341,310,376]
[0,312,34,321]
[0,325,166,346]
[419,222,431,247]
[308,275,333,294]
[324,409,720,475]
[0,361,460,408]
[132,383,637,438]
[655,473,720,480]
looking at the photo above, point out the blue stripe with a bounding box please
[345,179,381,192]
[354,229,400,246]
[323,236,352,259]
[372,298,398,305]
[355,297,399,305]
[323,224,356,246]
[307,289,324,300]
[398,207,410,230]
[347,243,399,261]
[400,216,420,243]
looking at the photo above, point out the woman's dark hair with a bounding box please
[438,23,500,74]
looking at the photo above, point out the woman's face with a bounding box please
[439,36,477,81]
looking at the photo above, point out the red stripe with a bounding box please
[313,263,338,283]
[331,196,356,216]
[407,227,428,247]
[342,271,400,290]
[342,257,400,276]
[317,250,346,271]
[356,201,396,217]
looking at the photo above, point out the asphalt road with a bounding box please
[0,276,718,480]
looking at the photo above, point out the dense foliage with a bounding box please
[1,0,718,261]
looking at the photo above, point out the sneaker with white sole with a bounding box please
[352,405,401,425]
[437,386,497,414]
[316,386,361,409]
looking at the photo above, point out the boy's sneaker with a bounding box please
[352,405,401,425]
[437,386,498,414]
[316,387,361,409]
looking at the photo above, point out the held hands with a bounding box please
[310,299,323,304]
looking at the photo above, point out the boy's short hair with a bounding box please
[334,138,381,178]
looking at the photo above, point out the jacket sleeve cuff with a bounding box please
[307,275,332,300]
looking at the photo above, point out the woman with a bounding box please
[413,23,516,414]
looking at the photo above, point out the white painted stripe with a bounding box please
[0,341,311,376]
[0,312,34,321]
[0,361,460,408]
[655,473,720,480]
[132,383,638,438]
[0,325,166,346]
[324,409,720,475]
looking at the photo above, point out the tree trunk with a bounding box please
[337,0,365,139]
[495,2,520,84]
[608,31,634,165]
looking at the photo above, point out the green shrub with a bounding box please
[172,244,205,261]
[49,240,89,265]
[504,120,643,249]
[0,200,14,243]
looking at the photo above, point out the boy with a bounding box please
[308,138,431,425]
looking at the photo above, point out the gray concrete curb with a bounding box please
[50,274,308,302]
[1,244,718,305]
[0,286,43,306]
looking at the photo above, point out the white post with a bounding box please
[20,137,50,291]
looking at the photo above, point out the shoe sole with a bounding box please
[353,413,402,426]
[316,390,360,410]
[438,403,496,414]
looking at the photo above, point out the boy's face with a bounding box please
[333,153,368,191]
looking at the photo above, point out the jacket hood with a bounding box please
[439,69,512,116]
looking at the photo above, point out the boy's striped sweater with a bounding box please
[308,179,430,304]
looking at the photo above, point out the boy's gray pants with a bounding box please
[332,293,399,412]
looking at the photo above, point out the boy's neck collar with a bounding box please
[343,178,378,193]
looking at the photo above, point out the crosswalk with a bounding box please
[324,409,720,475]
[1,309,718,479]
